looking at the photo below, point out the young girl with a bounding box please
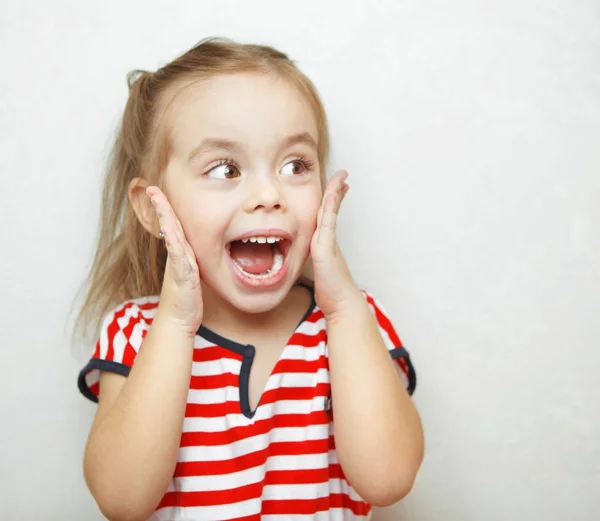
[76,38,423,521]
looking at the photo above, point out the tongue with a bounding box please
[229,241,274,274]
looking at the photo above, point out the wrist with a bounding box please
[324,288,367,325]
[153,306,199,341]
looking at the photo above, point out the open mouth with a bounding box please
[226,235,292,280]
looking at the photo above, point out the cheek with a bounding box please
[172,197,228,249]
[292,191,321,237]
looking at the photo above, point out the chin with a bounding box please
[210,276,299,315]
[230,287,292,314]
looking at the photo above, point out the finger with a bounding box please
[326,170,348,199]
[317,191,340,249]
[146,187,194,281]
[340,183,349,204]
[328,181,347,219]
[146,187,195,269]
[146,187,186,243]
[336,183,349,212]
[316,197,325,229]
[317,170,347,230]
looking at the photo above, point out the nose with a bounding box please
[243,173,286,213]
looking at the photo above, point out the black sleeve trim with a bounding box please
[77,359,132,404]
[389,347,417,396]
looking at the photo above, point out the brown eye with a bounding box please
[280,160,307,176]
[207,163,241,179]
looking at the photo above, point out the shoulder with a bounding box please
[78,295,160,403]
[102,295,161,321]
[95,295,161,359]
[356,287,405,351]
[99,296,160,336]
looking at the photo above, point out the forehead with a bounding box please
[162,72,319,158]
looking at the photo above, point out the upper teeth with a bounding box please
[241,236,282,244]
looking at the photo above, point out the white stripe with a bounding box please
[193,336,221,349]
[277,342,326,360]
[266,367,330,388]
[262,509,371,521]
[130,318,150,352]
[191,357,242,376]
[187,385,241,404]
[264,452,333,471]
[179,422,329,462]
[183,412,249,433]
[293,315,327,336]
[328,448,339,465]
[151,498,261,521]
[262,479,364,502]
[378,325,396,351]
[98,312,110,360]
[182,396,329,432]
[168,463,266,492]
[85,370,99,388]
[112,330,127,363]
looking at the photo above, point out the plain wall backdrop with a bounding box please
[1,0,599,519]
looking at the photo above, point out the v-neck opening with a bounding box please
[195,283,317,419]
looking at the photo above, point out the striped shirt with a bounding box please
[78,288,416,520]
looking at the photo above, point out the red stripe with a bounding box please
[137,300,159,311]
[103,301,137,363]
[122,341,138,367]
[395,356,409,375]
[303,308,324,323]
[180,410,331,447]
[261,494,370,516]
[157,481,264,508]
[194,346,244,363]
[260,382,329,404]
[89,381,99,397]
[288,329,327,346]
[364,293,403,348]
[184,383,330,418]
[271,356,329,375]
[262,463,346,485]
[174,439,330,477]
[189,372,240,390]
[185,400,245,417]
[364,293,411,381]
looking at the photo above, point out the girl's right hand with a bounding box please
[146,186,203,337]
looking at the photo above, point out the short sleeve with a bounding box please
[77,297,158,403]
[362,289,417,396]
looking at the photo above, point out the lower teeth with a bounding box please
[236,249,284,279]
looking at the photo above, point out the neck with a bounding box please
[199,281,310,336]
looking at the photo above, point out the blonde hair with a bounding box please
[72,37,330,342]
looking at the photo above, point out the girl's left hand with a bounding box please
[311,170,362,320]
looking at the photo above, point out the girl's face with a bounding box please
[162,72,323,315]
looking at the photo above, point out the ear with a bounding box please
[128,177,159,237]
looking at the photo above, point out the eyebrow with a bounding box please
[187,132,318,163]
